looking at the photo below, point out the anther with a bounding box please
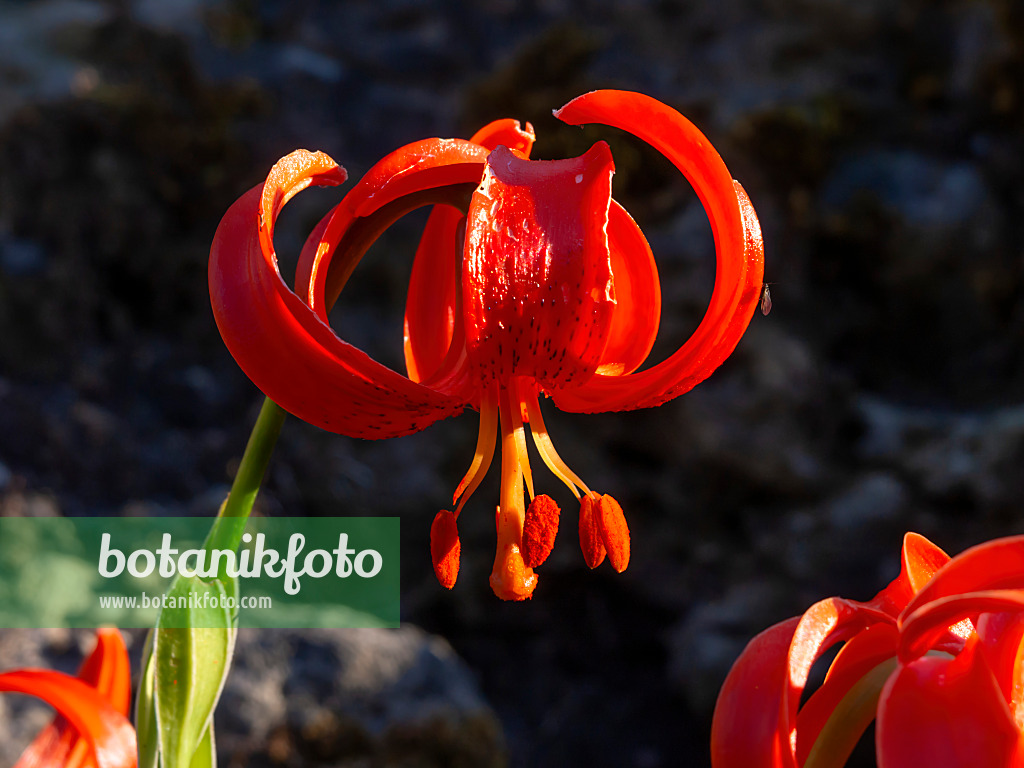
[597,494,630,572]
[430,510,460,590]
[522,494,560,568]
[578,494,606,569]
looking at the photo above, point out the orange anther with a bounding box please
[597,494,630,572]
[578,494,606,569]
[430,510,460,590]
[522,494,560,568]
[490,542,538,600]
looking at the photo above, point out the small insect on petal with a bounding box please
[760,283,772,316]
[430,510,460,589]
[579,495,607,569]
[522,494,561,568]
[597,494,630,572]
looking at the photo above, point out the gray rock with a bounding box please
[857,396,1024,508]
[668,580,792,715]
[216,626,505,768]
[0,626,504,767]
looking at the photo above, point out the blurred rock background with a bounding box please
[0,0,1022,766]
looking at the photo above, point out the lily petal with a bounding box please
[404,120,535,385]
[15,628,132,768]
[594,201,661,377]
[794,623,899,766]
[463,142,617,389]
[711,617,799,768]
[899,589,1024,662]
[780,598,894,762]
[866,532,950,618]
[404,205,463,384]
[210,148,478,438]
[975,612,1024,729]
[552,89,764,412]
[901,535,1024,627]
[877,639,1024,768]
[712,596,894,768]
[0,669,136,768]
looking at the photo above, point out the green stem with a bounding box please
[802,657,898,768]
[203,397,287,559]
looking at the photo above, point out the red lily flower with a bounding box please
[711,532,1024,768]
[210,90,764,599]
[1,628,136,768]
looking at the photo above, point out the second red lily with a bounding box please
[210,89,764,599]
[711,532,1024,768]
[1,628,136,768]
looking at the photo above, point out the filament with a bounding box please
[524,395,592,499]
[453,384,499,515]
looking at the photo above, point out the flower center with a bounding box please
[433,376,630,600]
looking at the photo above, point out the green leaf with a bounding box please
[188,723,217,768]
[154,574,236,768]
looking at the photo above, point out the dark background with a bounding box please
[1,0,1023,766]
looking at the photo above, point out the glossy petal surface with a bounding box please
[404,120,536,384]
[595,201,661,376]
[210,148,478,438]
[711,618,799,768]
[877,642,1024,768]
[464,142,616,389]
[552,90,764,412]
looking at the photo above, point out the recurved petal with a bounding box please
[1,670,137,768]
[778,597,894,763]
[877,641,1024,768]
[593,202,661,377]
[469,118,536,156]
[78,628,132,716]
[713,597,892,768]
[711,617,799,768]
[210,150,474,439]
[900,535,1024,627]
[552,90,764,413]
[403,121,535,385]
[15,628,132,768]
[975,611,1024,729]
[899,589,1024,663]
[866,532,950,619]
[794,623,900,766]
[404,204,463,383]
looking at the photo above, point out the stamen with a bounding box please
[597,494,630,572]
[522,494,560,568]
[453,385,499,515]
[430,509,460,589]
[578,494,607,569]
[524,395,592,499]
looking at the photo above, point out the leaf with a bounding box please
[154,574,236,768]
[188,724,217,768]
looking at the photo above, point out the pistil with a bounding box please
[490,380,538,600]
